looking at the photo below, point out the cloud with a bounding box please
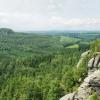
[0,12,100,30]
[51,16,100,27]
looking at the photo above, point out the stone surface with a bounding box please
[60,53,100,100]
[88,58,94,69]
[81,50,90,58]
[94,55,100,68]
[60,70,100,100]
[88,55,100,69]
[60,92,76,100]
[77,50,90,68]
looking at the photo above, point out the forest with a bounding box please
[0,28,100,100]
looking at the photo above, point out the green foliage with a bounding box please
[90,93,100,100]
[60,36,80,44]
[0,28,14,35]
[91,39,100,52]
[66,44,79,49]
[0,31,98,100]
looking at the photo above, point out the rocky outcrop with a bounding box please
[60,92,76,100]
[60,70,100,100]
[81,50,90,58]
[60,53,100,100]
[88,55,100,75]
[74,70,100,100]
[88,55,100,69]
[77,50,90,68]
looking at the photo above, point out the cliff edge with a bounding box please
[60,51,100,100]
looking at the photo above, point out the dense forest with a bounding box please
[0,28,100,100]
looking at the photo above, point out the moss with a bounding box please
[89,93,100,100]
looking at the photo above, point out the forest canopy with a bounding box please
[0,30,99,100]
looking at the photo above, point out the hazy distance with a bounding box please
[0,0,100,31]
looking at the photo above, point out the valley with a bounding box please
[0,28,100,100]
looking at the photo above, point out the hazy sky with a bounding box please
[0,0,100,31]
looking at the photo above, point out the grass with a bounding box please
[66,44,79,49]
[60,36,80,44]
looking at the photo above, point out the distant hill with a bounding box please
[0,28,14,35]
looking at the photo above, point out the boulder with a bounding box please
[81,50,90,58]
[77,50,90,68]
[60,53,100,100]
[88,58,94,69]
[77,58,84,68]
[60,92,76,100]
[60,70,100,100]
[94,55,100,68]
[88,55,100,69]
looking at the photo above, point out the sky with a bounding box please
[0,0,100,31]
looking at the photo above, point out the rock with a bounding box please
[88,58,94,69]
[77,50,90,68]
[94,55,100,68]
[98,63,100,68]
[60,92,76,100]
[77,58,84,68]
[60,53,100,100]
[60,70,100,100]
[88,55,100,70]
[81,50,90,58]
[85,70,100,89]
[88,55,100,75]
